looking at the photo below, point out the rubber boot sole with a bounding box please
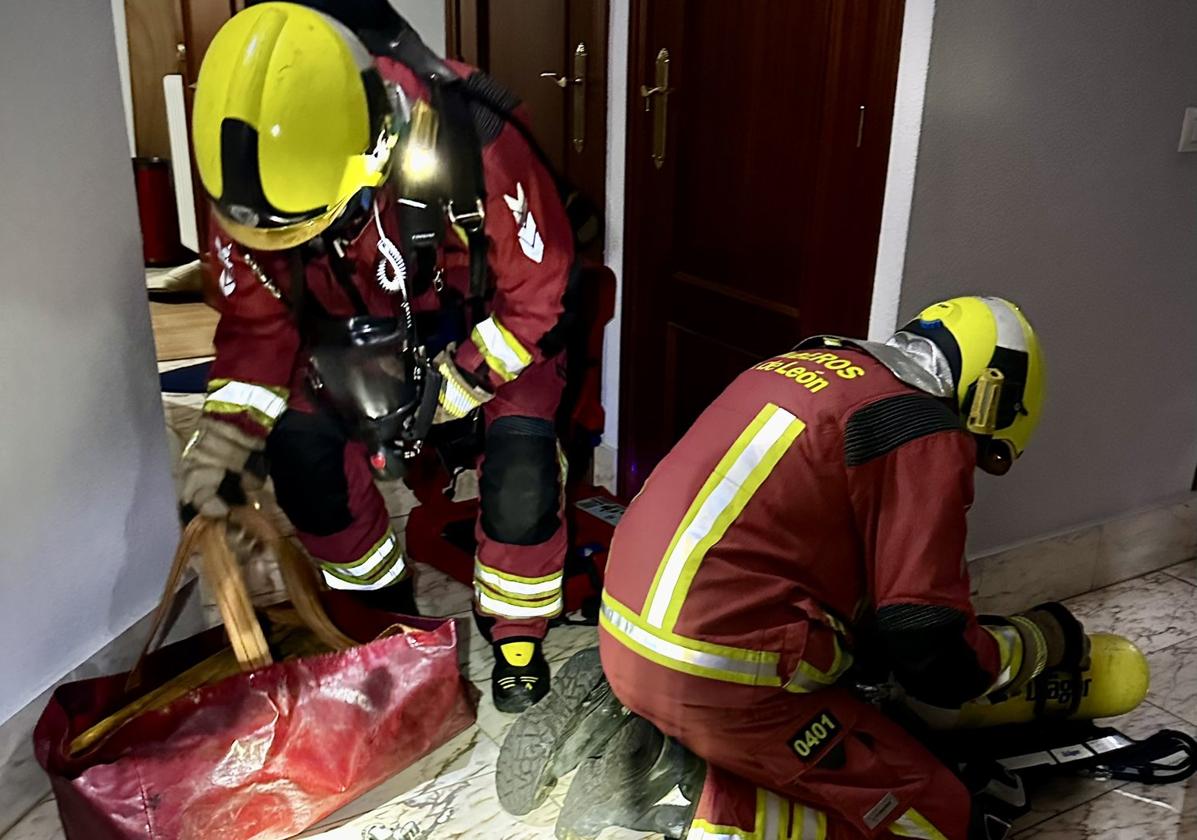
[555,716,701,840]
[496,647,629,816]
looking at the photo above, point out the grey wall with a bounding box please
[0,1,179,721]
[899,1,1197,554]
[390,0,446,51]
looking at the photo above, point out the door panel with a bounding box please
[126,0,184,158]
[486,0,567,172]
[448,0,609,235]
[619,0,905,495]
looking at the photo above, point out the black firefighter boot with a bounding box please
[555,715,705,840]
[492,637,552,713]
[347,575,419,617]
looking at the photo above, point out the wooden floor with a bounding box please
[149,300,218,361]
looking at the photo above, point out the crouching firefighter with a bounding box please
[591,297,1090,839]
[181,2,576,711]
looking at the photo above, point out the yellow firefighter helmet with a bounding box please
[191,2,396,250]
[897,296,1045,475]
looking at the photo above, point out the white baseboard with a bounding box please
[971,493,1197,614]
[592,443,618,494]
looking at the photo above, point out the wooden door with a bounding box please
[618,0,905,495]
[447,0,609,250]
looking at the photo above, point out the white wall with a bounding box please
[390,0,446,52]
[0,1,178,722]
[888,0,1197,554]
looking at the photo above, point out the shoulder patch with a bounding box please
[844,393,962,466]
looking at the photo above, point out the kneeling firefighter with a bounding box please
[182,2,576,711]
[594,298,1089,839]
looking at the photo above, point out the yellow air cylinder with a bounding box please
[951,633,1149,729]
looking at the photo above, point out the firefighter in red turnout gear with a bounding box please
[184,2,575,711]
[597,298,1088,839]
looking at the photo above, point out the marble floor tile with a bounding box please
[473,679,520,747]
[1094,501,1197,589]
[2,798,62,840]
[1162,558,1197,588]
[300,727,500,836]
[1098,699,1197,741]
[543,624,600,666]
[412,562,475,619]
[1144,639,1197,727]
[1063,572,1197,655]
[302,766,561,840]
[1015,775,1123,834]
[1016,777,1195,839]
[0,693,54,835]
[1016,701,1197,832]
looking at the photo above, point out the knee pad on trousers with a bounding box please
[266,410,353,536]
[480,416,560,546]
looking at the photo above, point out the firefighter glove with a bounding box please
[1017,602,1090,671]
[180,416,267,521]
[433,347,493,425]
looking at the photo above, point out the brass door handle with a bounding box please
[639,48,671,168]
[540,43,589,153]
[571,42,587,153]
[538,72,572,89]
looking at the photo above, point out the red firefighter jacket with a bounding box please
[601,347,1022,708]
[201,58,574,439]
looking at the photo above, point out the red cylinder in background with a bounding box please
[133,157,185,267]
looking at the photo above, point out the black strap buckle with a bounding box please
[447,197,486,231]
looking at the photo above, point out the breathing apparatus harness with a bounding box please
[278,23,596,481]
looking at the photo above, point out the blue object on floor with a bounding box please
[159,360,212,393]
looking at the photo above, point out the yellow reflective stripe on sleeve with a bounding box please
[601,592,781,686]
[784,638,853,693]
[474,561,563,597]
[643,404,805,631]
[471,316,533,381]
[476,586,563,618]
[983,624,1024,692]
[439,370,485,419]
[203,379,289,428]
[888,808,949,840]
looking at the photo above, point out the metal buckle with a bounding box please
[447,198,486,230]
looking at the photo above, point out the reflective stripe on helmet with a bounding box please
[980,297,1029,353]
[643,403,806,631]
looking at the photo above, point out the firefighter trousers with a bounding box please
[266,357,568,641]
[605,661,970,839]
